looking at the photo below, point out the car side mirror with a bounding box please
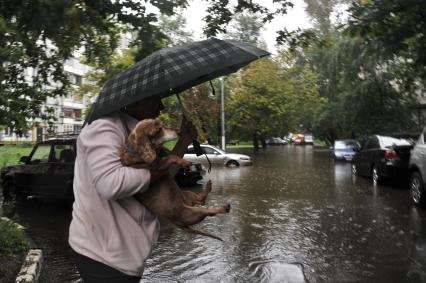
[19,156,30,164]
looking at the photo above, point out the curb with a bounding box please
[0,217,43,283]
[15,249,43,283]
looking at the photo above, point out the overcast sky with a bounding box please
[182,0,312,53]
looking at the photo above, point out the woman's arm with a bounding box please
[171,118,198,158]
[81,120,153,200]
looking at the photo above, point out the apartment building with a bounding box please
[0,52,91,143]
[0,32,135,144]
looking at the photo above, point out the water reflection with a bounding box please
[5,146,426,282]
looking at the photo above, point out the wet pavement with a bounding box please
[2,145,426,282]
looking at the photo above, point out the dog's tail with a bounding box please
[180,226,223,241]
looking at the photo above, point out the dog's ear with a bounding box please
[146,120,162,137]
[130,120,158,164]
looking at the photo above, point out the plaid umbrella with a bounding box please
[86,37,270,124]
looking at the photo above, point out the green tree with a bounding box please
[1,0,293,135]
[0,0,188,135]
[300,35,417,143]
[347,0,426,80]
[158,12,194,46]
[281,0,419,143]
[225,13,264,47]
[227,57,323,149]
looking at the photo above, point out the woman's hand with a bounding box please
[171,117,198,158]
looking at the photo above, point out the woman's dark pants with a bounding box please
[73,250,141,283]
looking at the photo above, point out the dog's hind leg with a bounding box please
[181,180,212,206]
[196,180,212,204]
[174,203,231,227]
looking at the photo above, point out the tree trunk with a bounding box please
[253,131,259,152]
[261,138,267,149]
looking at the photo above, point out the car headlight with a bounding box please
[239,157,250,160]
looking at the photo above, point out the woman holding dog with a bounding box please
[69,96,197,283]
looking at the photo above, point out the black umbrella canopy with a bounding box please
[86,37,270,123]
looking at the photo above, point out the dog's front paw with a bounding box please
[223,203,231,213]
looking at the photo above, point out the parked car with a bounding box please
[266,137,288,145]
[1,138,204,202]
[1,138,76,202]
[304,135,314,145]
[175,162,205,187]
[409,128,426,207]
[351,135,414,184]
[332,139,361,161]
[184,144,253,167]
[291,133,304,144]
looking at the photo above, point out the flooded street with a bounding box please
[7,145,426,282]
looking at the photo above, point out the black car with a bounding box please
[351,135,414,184]
[1,138,204,202]
[175,162,205,187]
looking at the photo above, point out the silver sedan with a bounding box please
[184,145,253,167]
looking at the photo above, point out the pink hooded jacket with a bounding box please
[69,112,159,276]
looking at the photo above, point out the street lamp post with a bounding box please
[221,77,226,150]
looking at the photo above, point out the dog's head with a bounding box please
[127,119,179,163]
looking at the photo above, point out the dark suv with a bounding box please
[1,138,204,202]
[1,138,76,201]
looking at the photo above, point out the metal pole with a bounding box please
[221,77,226,150]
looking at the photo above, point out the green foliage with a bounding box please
[0,0,189,135]
[202,0,293,37]
[0,218,29,259]
[299,34,417,141]
[227,57,324,140]
[225,13,264,47]
[277,1,421,143]
[78,47,138,116]
[158,12,194,46]
[1,0,295,136]
[347,0,426,79]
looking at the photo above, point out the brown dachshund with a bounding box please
[120,119,230,241]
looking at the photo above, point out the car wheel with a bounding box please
[226,160,239,167]
[410,171,426,207]
[351,164,357,175]
[372,165,381,185]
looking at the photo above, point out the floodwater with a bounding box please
[3,145,426,282]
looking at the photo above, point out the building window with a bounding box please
[74,109,82,119]
[63,108,74,118]
[63,124,73,133]
[67,72,83,86]
[74,125,82,134]
[62,108,82,119]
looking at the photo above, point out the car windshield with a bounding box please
[380,137,412,147]
[203,146,225,154]
[335,140,359,150]
[187,146,226,154]
[31,144,51,163]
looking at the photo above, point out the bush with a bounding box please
[0,218,29,259]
